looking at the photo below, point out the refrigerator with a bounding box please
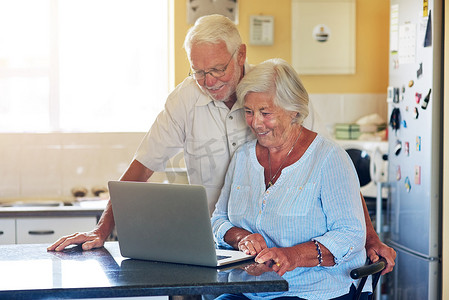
[383,0,443,299]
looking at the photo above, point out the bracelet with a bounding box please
[314,240,323,267]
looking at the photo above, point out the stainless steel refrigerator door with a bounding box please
[383,245,440,300]
[386,0,442,258]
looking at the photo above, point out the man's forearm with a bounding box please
[360,192,381,242]
[94,200,115,240]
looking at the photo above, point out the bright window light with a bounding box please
[0,0,169,132]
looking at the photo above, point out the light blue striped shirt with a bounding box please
[211,135,370,300]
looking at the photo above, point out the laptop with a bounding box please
[108,181,255,267]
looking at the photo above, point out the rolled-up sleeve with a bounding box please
[313,147,366,265]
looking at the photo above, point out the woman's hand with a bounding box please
[238,233,268,255]
[255,247,299,276]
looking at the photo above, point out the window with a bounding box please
[0,0,170,132]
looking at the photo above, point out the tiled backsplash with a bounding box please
[0,93,386,200]
[0,133,146,200]
[310,93,388,137]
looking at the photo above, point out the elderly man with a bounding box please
[48,14,395,274]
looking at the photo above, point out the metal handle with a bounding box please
[28,230,55,235]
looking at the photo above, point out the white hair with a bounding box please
[184,14,242,59]
[236,58,309,124]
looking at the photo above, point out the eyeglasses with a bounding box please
[189,49,237,80]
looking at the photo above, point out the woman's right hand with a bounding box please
[237,233,268,255]
[47,229,107,252]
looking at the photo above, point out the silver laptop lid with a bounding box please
[108,181,219,267]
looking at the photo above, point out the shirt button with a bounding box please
[229,116,234,120]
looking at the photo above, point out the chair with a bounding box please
[350,257,387,300]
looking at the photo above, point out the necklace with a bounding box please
[267,127,303,188]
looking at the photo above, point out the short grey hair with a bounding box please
[184,14,242,59]
[236,58,309,124]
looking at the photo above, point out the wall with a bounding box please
[174,0,390,134]
[173,0,390,93]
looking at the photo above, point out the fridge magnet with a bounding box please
[405,176,411,192]
[393,87,400,103]
[402,120,407,128]
[393,58,399,69]
[387,86,394,102]
[415,92,422,103]
[396,165,401,181]
[408,80,414,87]
[394,140,402,156]
[416,136,422,151]
[417,63,423,78]
[414,165,421,184]
[423,0,429,17]
[405,142,410,156]
[389,108,401,132]
[424,11,432,47]
[421,88,431,109]
[414,107,419,119]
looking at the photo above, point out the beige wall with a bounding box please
[173,0,390,94]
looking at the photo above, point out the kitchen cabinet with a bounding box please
[0,216,97,244]
[0,219,15,244]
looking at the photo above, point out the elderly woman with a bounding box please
[211,59,370,300]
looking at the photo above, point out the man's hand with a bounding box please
[366,236,396,275]
[47,229,106,252]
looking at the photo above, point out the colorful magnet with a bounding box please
[423,0,429,17]
[396,165,402,181]
[414,166,421,184]
[421,88,431,109]
[390,108,401,131]
[405,176,411,192]
[395,140,402,155]
[408,80,414,87]
[402,120,407,128]
[415,92,422,103]
[405,142,410,156]
[416,136,422,151]
[417,63,423,78]
[414,107,419,119]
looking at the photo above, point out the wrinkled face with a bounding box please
[244,92,297,149]
[189,41,245,103]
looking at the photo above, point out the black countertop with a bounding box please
[0,242,288,299]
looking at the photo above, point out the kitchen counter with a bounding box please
[0,242,288,299]
[0,201,107,218]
